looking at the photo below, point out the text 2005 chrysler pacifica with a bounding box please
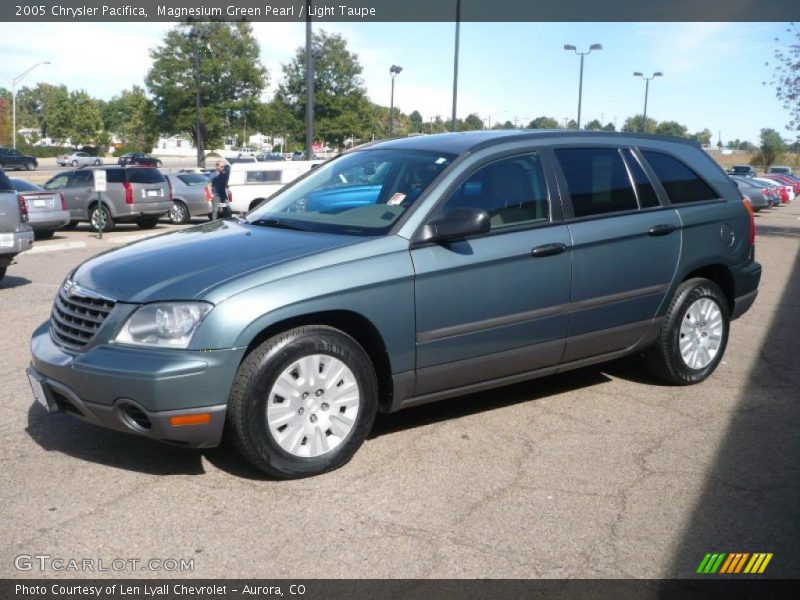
[28,131,761,478]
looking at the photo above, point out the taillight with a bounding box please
[742,196,755,246]
[17,194,28,222]
[123,182,133,204]
[59,192,67,211]
[227,189,232,202]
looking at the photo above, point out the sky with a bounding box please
[0,21,794,143]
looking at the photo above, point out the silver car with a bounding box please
[0,169,34,283]
[10,179,70,239]
[166,173,212,224]
[57,152,103,168]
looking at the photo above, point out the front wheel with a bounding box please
[71,160,78,167]
[155,160,162,168]
[169,201,190,225]
[89,204,115,232]
[645,278,730,385]
[94,159,102,165]
[26,162,35,171]
[227,326,379,479]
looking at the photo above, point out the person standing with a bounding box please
[209,161,230,220]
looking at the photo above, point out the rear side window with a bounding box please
[554,147,638,217]
[246,170,281,184]
[641,151,718,204]
[105,169,126,184]
[177,173,208,186]
[127,168,165,184]
[72,170,93,186]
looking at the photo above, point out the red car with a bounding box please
[761,174,800,196]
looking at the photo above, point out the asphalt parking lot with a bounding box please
[1,204,798,579]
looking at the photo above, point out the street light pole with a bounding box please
[451,0,461,132]
[305,0,314,161]
[563,44,601,130]
[6,61,50,149]
[389,65,403,136]
[633,71,663,133]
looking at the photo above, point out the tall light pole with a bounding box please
[485,110,507,130]
[305,0,314,161]
[389,65,403,136]
[5,61,50,149]
[563,43,601,130]
[633,71,663,133]
[451,0,461,132]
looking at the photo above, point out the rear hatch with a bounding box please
[126,167,168,203]
[21,191,62,213]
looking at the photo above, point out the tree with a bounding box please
[770,22,799,138]
[602,122,616,132]
[69,90,103,145]
[408,110,424,133]
[277,30,373,144]
[751,128,786,169]
[146,22,267,155]
[528,116,559,129]
[584,119,603,131]
[621,114,658,133]
[691,128,713,146]
[655,120,689,138]
[42,85,72,144]
[463,113,484,131]
[0,98,10,145]
[104,86,157,151]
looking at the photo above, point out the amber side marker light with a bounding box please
[169,414,211,427]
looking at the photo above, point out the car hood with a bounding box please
[71,219,367,303]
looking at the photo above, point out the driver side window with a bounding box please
[441,153,550,229]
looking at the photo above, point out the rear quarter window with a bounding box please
[642,151,718,204]
[105,168,126,184]
[245,170,282,184]
[177,174,209,186]
[127,168,165,184]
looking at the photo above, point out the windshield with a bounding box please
[245,149,455,236]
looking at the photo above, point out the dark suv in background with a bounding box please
[0,148,38,171]
[42,166,171,231]
[117,152,163,168]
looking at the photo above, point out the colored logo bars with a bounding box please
[697,553,773,574]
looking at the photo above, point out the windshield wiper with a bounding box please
[249,218,309,231]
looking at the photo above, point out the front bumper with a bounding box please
[29,321,245,448]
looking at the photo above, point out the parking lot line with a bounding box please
[22,241,87,255]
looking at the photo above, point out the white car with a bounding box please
[227,161,322,214]
[57,152,103,168]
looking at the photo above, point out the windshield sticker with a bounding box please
[387,193,406,205]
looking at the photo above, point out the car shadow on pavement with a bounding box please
[663,247,800,581]
[26,403,206,476]
[0,275,31,289]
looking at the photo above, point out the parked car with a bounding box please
[760,173,800,197]
[235,147,257,158]
[736,176,780,207]
[753,177,790,204]
[291,151,322,161]
[42,166,171,231]
[27,131,761,478]
[226,160,321,214]
[726,165,757,177]
[57,151,103,168]
[767,165,794,176]
[256,152,286,162]
[226,156,258,165]
[9,179,70,239]
[730,176,770,212]
[0,169,34,283]
[166,173,211,224]
[0,148,38,171]
[117,152,163,168]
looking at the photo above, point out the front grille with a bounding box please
[50,283,115,350]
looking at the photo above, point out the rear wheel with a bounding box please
[645,278,730,385]
[228,326,379,479]
[71,160,78,167]
[89,204,115,232]
[94,159,101,165]
[169,201,190,225]
[136,217,159,229]
[26,162,35,171]
[34,230,55,240]
[155,160,163,168]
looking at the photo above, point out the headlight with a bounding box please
[115,302,212,349]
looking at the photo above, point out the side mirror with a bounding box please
[418,208,490,244]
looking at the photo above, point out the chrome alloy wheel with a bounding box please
[170,202,187,224]
[90,207,108,230]
[266,354,360,458]
[679,297,724,370]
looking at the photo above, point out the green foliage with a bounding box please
[691,128,713,146]
[146,22,267,150]
[69,90,103,144]
[751,128,786,168]
[584,119,603,131]
[104,86,157,151]
[655,120,689,138]
[621,114,658,133]
[528,116,560,129]
[602,122,616,131]
[463,113,484,131]
[770,23,799,138]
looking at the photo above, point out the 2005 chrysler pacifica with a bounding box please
[28,131,761,478]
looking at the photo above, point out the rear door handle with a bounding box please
[648,224,676,236]
[531,243,567,257]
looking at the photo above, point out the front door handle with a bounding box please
[648,224,676,236]
[531,243,567,257]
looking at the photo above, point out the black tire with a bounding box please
[645,278,730,385]
[228,325,379,479]
[62,220,79,230]
[88,204,115,232]
[0,266,6,283]
[34,230,55,240]
[155,160,163,168]
[26,162,35,171]
[168,201,190,225]
[94,159,101,166]
[71,160,79,167]
[136,217,159,229]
